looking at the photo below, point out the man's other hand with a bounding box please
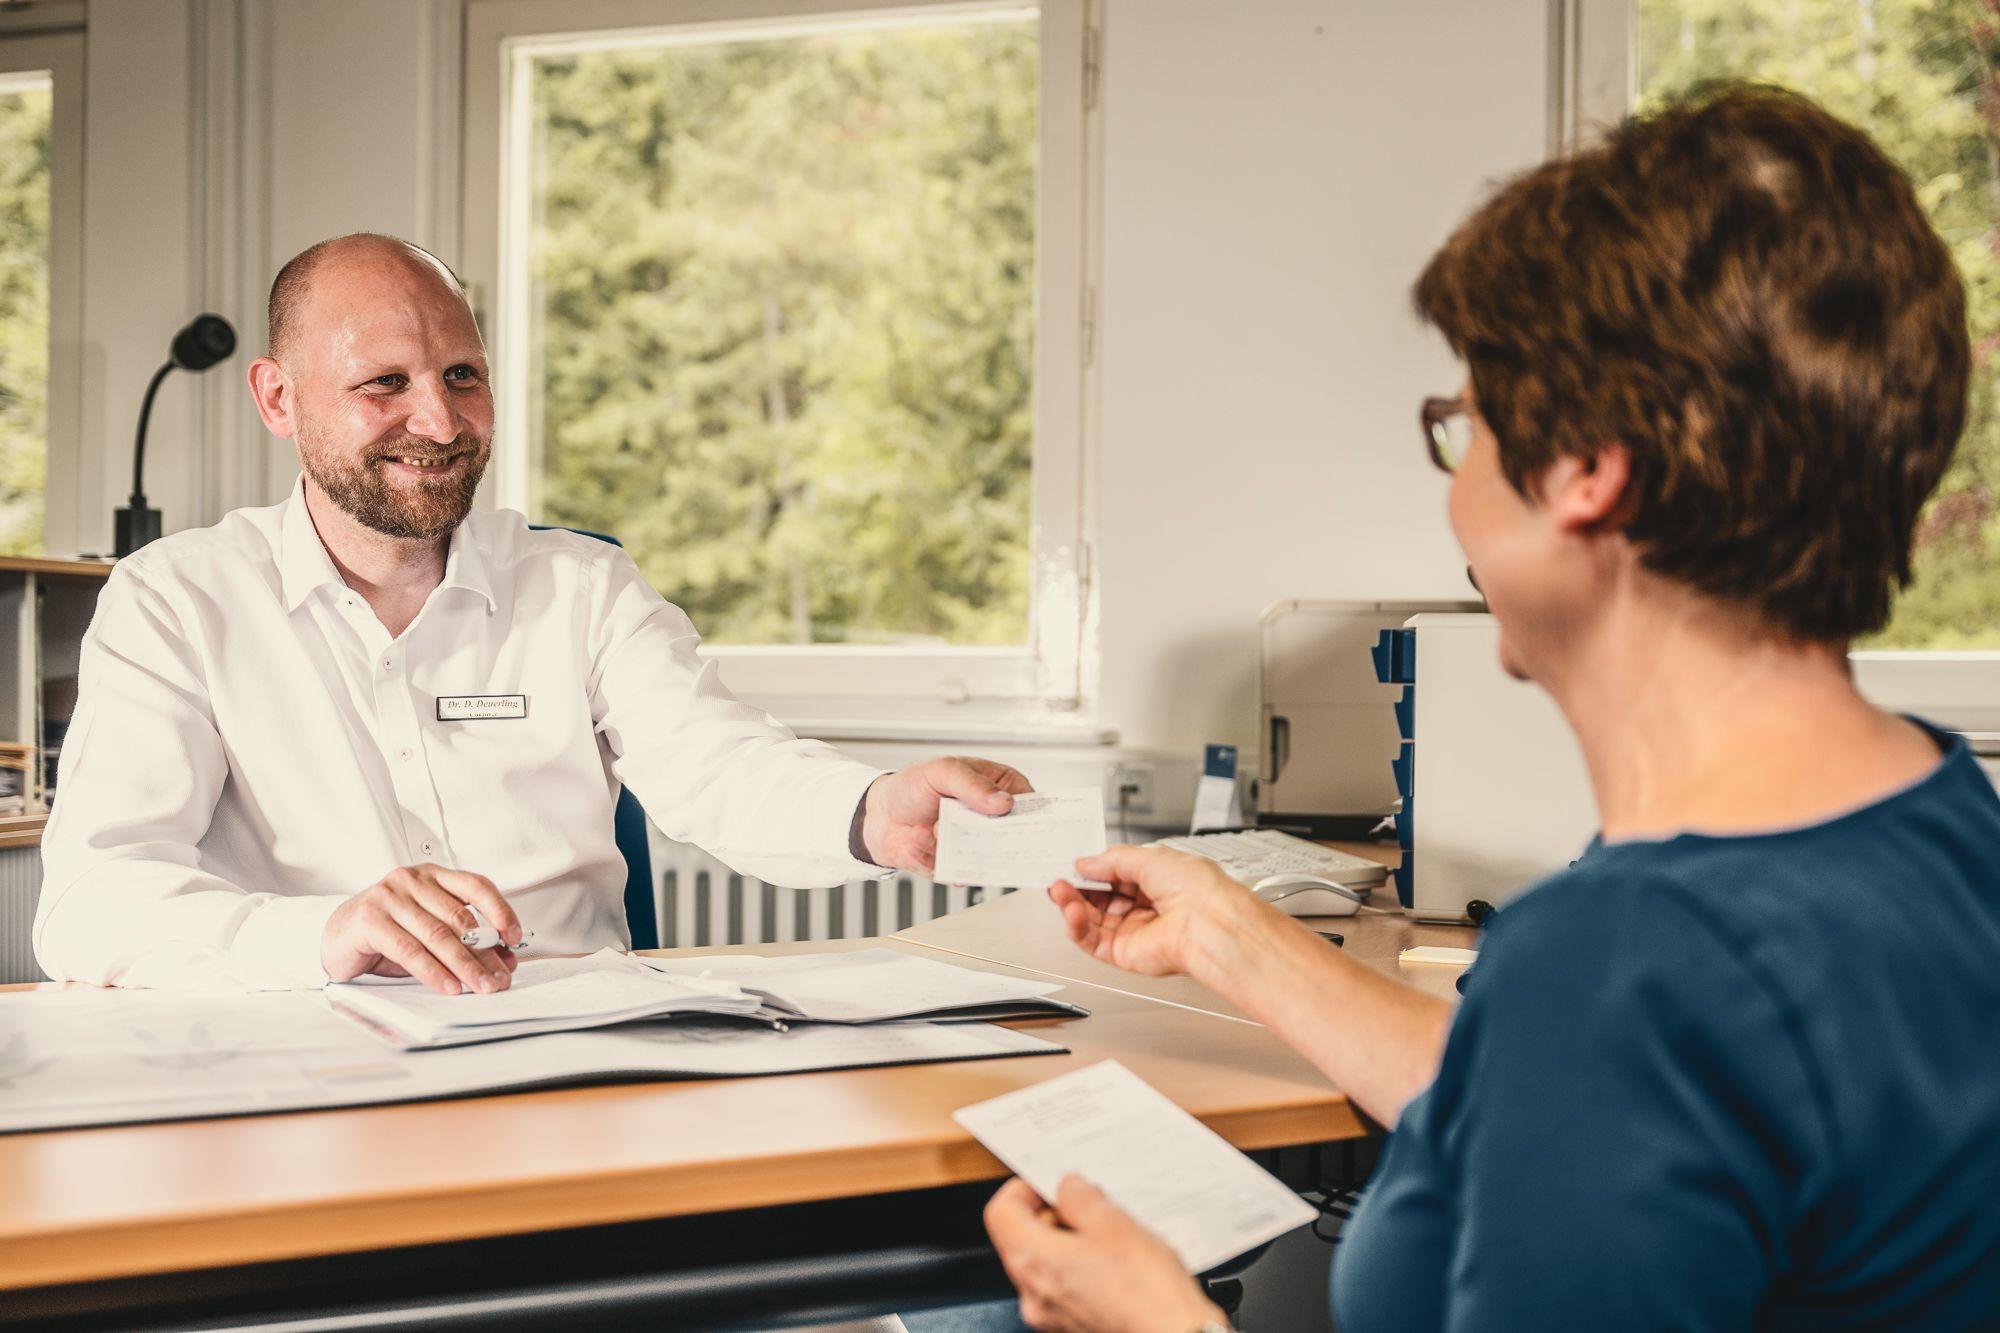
[321,864,522,995]
[859,756,1033,876]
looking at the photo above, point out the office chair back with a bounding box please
[529,525,659,950]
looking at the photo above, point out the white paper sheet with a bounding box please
[328,949,765,1047]
[636,948,1070,1023]
[953,1059,1315,1274]
[0,987,1065,1134]
[931,787,1111,890]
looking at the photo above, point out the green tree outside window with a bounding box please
[523,17,1037,647]
[0,76,50,557]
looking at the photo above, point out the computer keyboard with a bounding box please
[1151,829,1389,892]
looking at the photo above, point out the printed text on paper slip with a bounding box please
[931,787,1112,890]
[954,1060,1316,1274]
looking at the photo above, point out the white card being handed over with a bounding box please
[931,786,1111,890]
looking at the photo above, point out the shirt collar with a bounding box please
[279,479,345,612]
[438,512,498,612]
[279,478,498,614]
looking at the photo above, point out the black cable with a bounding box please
[1309,1185,1367,1244]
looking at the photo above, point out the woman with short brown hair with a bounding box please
[981,87,2000,1332]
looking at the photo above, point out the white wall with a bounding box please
[75,0,1554,760]
[75,0,200,557]
[1093,0,1549,754]
[70,0,458,557]
[246,0,463,504]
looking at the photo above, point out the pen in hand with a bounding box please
[459,914,532,952]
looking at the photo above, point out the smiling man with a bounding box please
[34,233,1026,993]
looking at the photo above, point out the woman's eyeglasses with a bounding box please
[1421,395,1473,475]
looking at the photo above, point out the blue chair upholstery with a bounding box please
[529,525,659,950]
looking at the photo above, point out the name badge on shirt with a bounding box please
[436,694,529,721]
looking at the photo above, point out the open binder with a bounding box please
[328,947,1090,1050]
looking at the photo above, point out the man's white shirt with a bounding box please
[35,483,885,990]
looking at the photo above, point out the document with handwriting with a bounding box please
[954,1060,1315,1273]
[931,787,1111,889]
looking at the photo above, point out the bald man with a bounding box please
[34,233,1029,992]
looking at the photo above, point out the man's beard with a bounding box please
[296,420,490,542]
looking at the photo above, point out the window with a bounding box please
[0,69,51,555]
[0,26,80,558]
[463,0,1094,728]
[1635,0,1999,652]
[1564,0,2000,732]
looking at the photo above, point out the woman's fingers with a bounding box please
[1073,843,1146,881]
[1072,844,1195,902]
[984,1176,1064,1257]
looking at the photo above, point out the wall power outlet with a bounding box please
[1107,765,1154,815]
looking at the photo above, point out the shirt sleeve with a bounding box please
[583,548,888,887]
[35,564,342,990]
[1429,880,1831,1332]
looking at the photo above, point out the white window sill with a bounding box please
[743,692,1113,748]
[784,716,1117,747]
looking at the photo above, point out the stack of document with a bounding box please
[633,949,1086,1024]
[0,987,1067,1134]
[329,950,766,1049]
[329,947,1086,1051]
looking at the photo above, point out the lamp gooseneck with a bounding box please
[129,361,174,511]
[115,313,237,557]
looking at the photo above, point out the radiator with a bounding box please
[0,844,39,984]
[648,825,1011,948]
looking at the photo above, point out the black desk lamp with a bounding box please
[116,313,237,557]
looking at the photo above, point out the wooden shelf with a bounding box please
[0,556,113,578]
[0,814,47,850]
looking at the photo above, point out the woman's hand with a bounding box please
[1048,845,1246,978]
[983,1175,1225,1333]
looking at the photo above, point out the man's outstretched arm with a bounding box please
[587,552,1028,886]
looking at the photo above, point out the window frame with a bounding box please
[460,0,1097,733]
[0,21,84,559]
[1562,0,2000,743]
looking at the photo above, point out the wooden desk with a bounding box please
[0,938,1369,1329]
[895,843,1481,1019]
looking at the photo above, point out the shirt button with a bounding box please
[420,840,435,857]
[398,747,414,762]
[382,657,394,672]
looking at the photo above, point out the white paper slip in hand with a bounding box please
[954,1059,1315,1274]
[931,786,1111,890]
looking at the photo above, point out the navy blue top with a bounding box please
[1333,727,2000,1331]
